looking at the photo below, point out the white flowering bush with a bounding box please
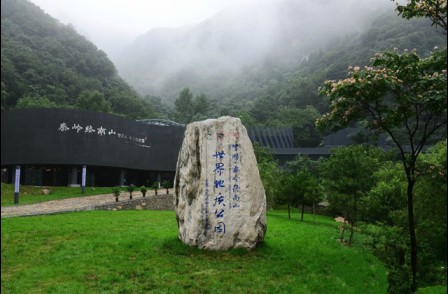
[317,48,447,132]
[394,0,447,34]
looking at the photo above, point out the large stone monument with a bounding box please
[174,116,267,250]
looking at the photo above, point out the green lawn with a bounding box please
[1,210,388,293]
[1,183,120,206]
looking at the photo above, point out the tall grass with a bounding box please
[1,210,388,293]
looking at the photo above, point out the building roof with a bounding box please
[137,119,185,127]
[247,127,294,149]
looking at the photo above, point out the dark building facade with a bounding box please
[2,108,371,188]
[247,127,295,149]
[247,126,392,165]
[1,108,185,187]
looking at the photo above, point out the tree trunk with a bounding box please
[301,203,305,222]
[348,222,354,246]
[340,212,349,243]
[407,177,417,293]
[349,193,358,246]
[287,203,291,219]
[340,220,347,243]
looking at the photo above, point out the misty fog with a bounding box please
[114,0,394,101]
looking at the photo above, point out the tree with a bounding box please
[253,142,280,209]
[235,110,257,127]
[250,94,278,123]
[140,186,147,197]
[153,182,159,196]
[303,176,324,217]
[414,140,447,284]
[144,95,173,118]
[76,90,111,113]
[361,161,407,225]
[360,141,446,291]
[360,220,411,293]
[394,0,447,34]
[2,0,154,118]
[127,184,135,200]
[295,171,317,222]
[174,87,195,124]
[16,95,58,109]
[194,93,209,116]
[278,172,301,219]
[414,140,447,228]
[319,145,388,245]
[113,186,121,202]
[281,154,322,221]
[267,105,322,147]
[189,93,211,122]
[162,180,171,194]
[317,48,447,291]
[284,153,317,176]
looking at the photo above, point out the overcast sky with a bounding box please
[29,0,255,58]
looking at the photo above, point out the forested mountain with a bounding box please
[116,0,392,102]
[252,10,446,116]
[2,0,445,146]
[116,0,445,146]
[247,11,445,146]
[1,0,157,119]
[116,0,444,104]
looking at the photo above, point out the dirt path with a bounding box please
[1,189,173,218]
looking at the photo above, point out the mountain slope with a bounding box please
[115,0,445,147]
[1,0,157,119]
[116,0,445,111]
[260,9,447,110]
[116,0,393,102]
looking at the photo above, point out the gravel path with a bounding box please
[1,189,173,218]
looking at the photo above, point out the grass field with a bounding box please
[1,210,389,293]
[1,183,131,206]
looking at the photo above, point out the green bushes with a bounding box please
[112,186,121,202]
[153,182,159,195]
[127,184,135,199]
[140,186,147,197]
[162,180,171,194]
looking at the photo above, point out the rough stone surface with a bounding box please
[95,194,174,211]
[1,192,174,218]
[174,116,267,250]
[41,189,52,195]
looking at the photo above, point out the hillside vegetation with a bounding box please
[116,2,445,146]
[1,0,158,119]
[1,0,444,139]
[117,1,445,107]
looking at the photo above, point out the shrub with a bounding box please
[112,186,121,202]
[153,182,159,195]
[162,180,171,194]
[127,184,135,199]
[140,186,147,197]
